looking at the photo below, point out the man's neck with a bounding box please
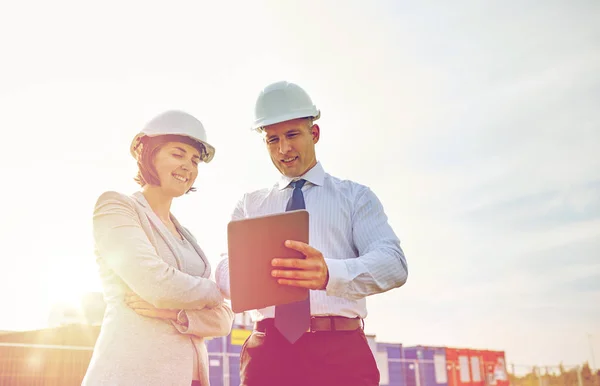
[289,160,318,179]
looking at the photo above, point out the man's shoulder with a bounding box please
[324,173,370,196]
[237,184,279,202]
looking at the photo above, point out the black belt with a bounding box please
[255,316,363,334]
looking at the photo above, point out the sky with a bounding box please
[0,0,598,370]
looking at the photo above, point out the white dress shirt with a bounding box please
[216,161,408,321]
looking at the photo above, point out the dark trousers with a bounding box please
[239,324,380,386]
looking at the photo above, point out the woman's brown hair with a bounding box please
[133,134,207,194]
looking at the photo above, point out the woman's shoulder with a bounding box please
[96,190,134,203]
[94,190,139,211]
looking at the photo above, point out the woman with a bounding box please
[83,110,234,386]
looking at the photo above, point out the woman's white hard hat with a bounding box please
[130,110,216,163]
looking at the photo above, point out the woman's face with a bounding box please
[152,141,201,197]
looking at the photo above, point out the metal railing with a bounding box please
[0,343,94,386]
[0,342,597,386]
[508,364,600,386]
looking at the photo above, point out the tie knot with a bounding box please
[291,179,306,190]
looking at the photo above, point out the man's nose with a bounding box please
[279,138,291,154]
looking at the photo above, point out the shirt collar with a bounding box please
[277,161,325,190]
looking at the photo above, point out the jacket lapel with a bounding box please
[130,192,186,272]
[171,216,211,279]
[130,192,210,279]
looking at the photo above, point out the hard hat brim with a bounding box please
[130,132,216,163]
[251,109,320,132]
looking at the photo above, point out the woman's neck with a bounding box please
[141,185,173,223]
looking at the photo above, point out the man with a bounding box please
[216,80,408,386]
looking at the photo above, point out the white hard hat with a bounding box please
[130,110,216,163]
[251,81,320,132]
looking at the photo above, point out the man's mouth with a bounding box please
[281,156,298,164]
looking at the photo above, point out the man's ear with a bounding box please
[311,124,320,144]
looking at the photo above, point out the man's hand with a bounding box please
[271,240,329,290]
[125,292,179,322]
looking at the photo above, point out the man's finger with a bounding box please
[272,269,320,280]
[284,240,317,255]
[271,257,313,269]
[277,278,318,289]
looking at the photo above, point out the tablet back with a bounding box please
[227,209,309,313]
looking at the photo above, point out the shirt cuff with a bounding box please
[176,310,189,330]
[215,258,231,299]
[324,258,349,297]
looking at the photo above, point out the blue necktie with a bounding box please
[274,179,311,343]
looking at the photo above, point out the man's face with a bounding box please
[263,118,320,178]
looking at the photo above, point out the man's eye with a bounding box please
[268,138,278,144]
[173,153,182,158]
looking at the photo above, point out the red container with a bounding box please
[466,349,485,386]
[445,347,487,386]
[446,347,471,386]
[481,350,509,386]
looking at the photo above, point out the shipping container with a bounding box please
[446,347,474,386]
[0,322,512,386]
[208,352,225,386]
[403,346,449,386]
[467,349,485,386]
[481,350,509,386]
[207,336,225,353]
[207,336,226,386]
[207,326,251,386]
[376,342,404,386]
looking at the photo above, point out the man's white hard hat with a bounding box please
[251,81,320,132]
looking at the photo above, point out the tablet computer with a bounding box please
[227,209,309,313]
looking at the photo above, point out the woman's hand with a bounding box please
[125,292,179,322]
